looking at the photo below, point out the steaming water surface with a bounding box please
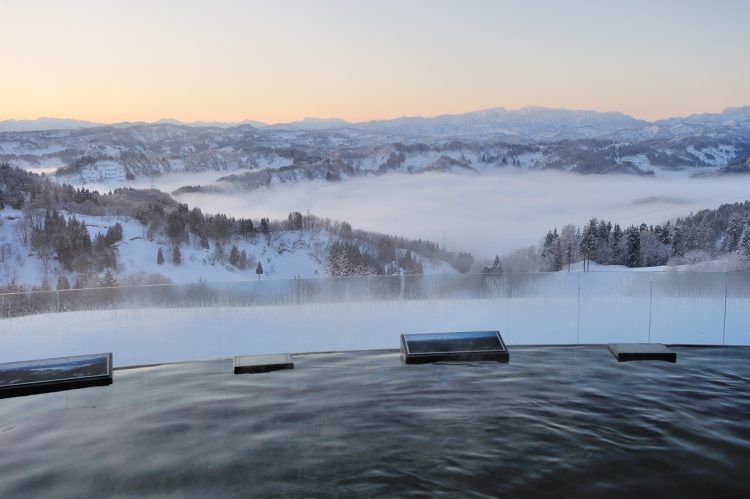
[1,346,749,497]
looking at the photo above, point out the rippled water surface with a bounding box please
[1,346,749,498]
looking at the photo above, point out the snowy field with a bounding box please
[1,272,748,367]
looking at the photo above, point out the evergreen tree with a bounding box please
[671,226,684,258]
[542,230,564,271]
[738,225,750,260]
[211,242,226,264]
[552,238,563,271]
[377,237,396,263]
[100,269,118,288]
[103,222,123,246]
[594,220,612,264]
[292,211,303,229]
[238,218,255,239]
[656,223,671,245]
[611,224,623,265]
[340,221,353,239]
[165,211,186,243]
[722,215,747,253]
[211,213,234,241]
[188,207,206,235]
[287,211,303,230]
[229,244,240,267]
[256,261,264,278]
[625,226,641,267]
[156,247,164,265]
[172,245,182,265]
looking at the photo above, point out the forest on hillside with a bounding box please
[0,165,474,292]
[501,201,750,272]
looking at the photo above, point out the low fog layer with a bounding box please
[84,170,255,194]
[165,169,750,257]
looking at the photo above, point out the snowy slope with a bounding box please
[0,208,457,289]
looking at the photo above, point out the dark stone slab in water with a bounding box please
[608,343,676,363]
[233,354,294,374]
[0,353,113,399]
[401,331,509,364]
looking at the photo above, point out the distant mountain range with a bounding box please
[3,105,749,137]
[0,117,102,133]
[1,106,749,188]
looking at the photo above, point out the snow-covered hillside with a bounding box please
[0,207,457,290]
[2,106,749,194]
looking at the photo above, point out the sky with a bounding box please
[1,0,748,124]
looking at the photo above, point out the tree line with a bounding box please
[533,201,750,271]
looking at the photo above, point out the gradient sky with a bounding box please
[1,0,748,123]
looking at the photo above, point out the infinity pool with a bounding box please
[1,346,749,497]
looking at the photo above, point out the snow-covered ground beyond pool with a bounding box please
[1,292,747,367]
[563,261,667,272]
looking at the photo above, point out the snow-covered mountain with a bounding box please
[155,118,268,129]
[0,117,269,132]
[351,107,649,142]
[607,107,750,142]
[269,117,351,131]
[186,136,749,193]
[1,107,749,189]
[0,118,102,133]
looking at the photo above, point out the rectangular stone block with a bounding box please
[400,331,509,364]
[607,343,676,363]
[233,354,294,374]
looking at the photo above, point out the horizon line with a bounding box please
[1,103,749,128]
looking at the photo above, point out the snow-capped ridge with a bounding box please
[2,105,750,189]
[0,117,102,132]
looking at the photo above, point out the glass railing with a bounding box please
[1,272,748,366]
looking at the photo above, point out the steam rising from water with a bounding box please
[110,169,750,257]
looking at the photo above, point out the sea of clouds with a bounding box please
[96,169,750,258]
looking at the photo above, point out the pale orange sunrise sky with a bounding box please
[1,0,748,124]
